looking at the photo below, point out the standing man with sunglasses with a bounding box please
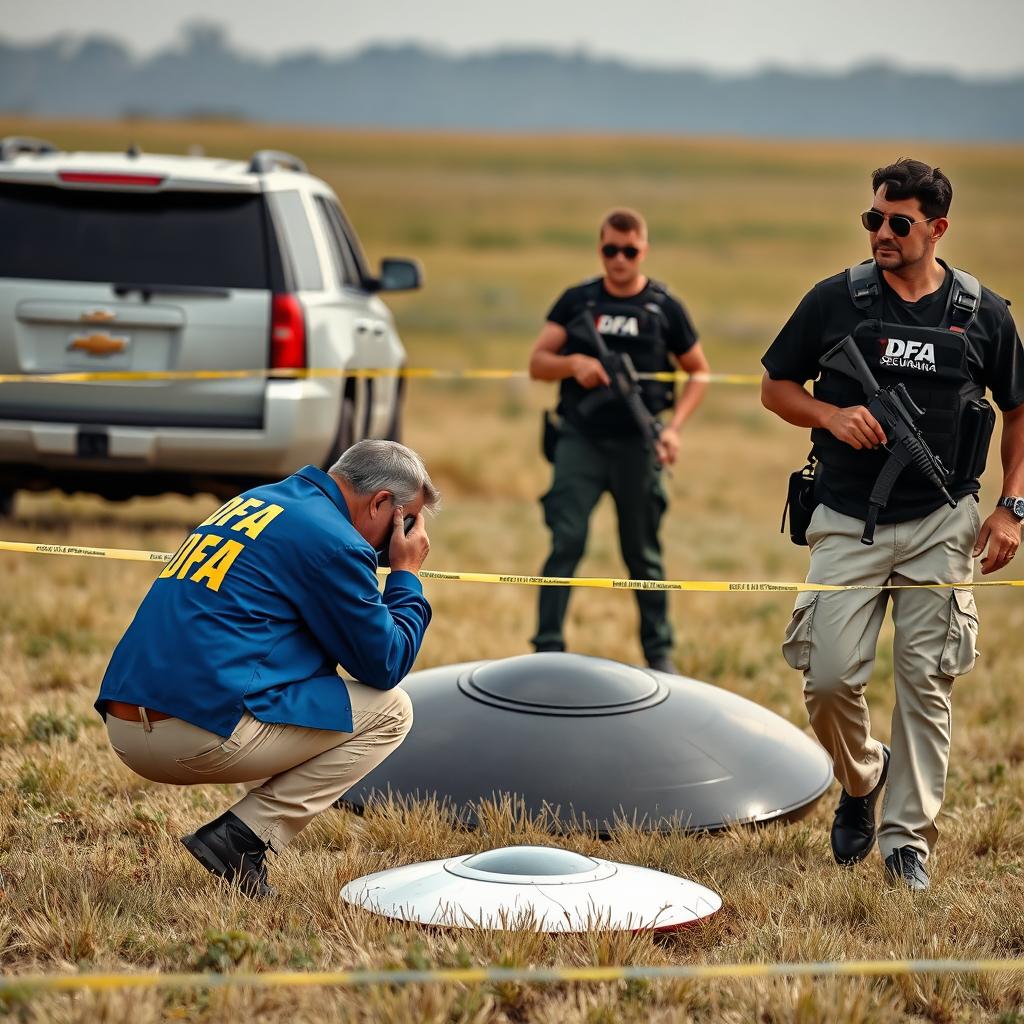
[761,159,1024,890]
[529,208,710,671]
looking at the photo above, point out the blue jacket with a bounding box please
[96,465,432,736]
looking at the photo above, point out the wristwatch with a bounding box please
[997,496,1024,521]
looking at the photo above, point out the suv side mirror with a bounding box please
[372,258,422,293]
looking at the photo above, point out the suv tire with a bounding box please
[323,394,357,470]
[387,376,405,443]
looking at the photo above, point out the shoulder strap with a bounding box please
[848,260,982,333]
[945,267,981,333]
[640,279,673,340]
[581,277,603,306]
[847,260,882,314]
[646,278,669,303]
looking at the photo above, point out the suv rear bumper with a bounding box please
[0,379,339,496]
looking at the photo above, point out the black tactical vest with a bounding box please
[558,278,676,433]
[811,261,985,486]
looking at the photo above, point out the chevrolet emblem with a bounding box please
[80,309,117,324]
[68,333,129,356]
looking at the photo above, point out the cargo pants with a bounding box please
[782,498,981,863]
[106,680,413,852]
[532,422,673,662]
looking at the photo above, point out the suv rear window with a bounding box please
[0,184,279,290]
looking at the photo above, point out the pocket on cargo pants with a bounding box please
[782,592,818,671]
[939,587,980,677]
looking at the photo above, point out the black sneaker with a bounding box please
[646,655,679,675]
[830,744,890,865]
[884,846,930,892]
[181,811,276,898]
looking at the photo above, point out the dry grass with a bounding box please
[2,117,1024,1022]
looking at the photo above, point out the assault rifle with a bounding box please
[819,330,956,545]
[572,310,664,462]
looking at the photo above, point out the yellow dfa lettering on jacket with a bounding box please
[158,499,286,592]
[198,496,244,528]
[160,532,202,578]
[212,497,264,527]
[189,539,246,591]
[232,504,284,540]
[176,534,222,578]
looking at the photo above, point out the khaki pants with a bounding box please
[106,681,413,852]
[782,498,980,863]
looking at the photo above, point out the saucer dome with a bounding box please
[342,653,831,834]
[341,844,722,932]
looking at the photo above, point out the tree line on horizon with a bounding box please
[2,22,1022,139]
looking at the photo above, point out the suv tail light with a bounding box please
[58,172,166,187]
[270,294,306,369]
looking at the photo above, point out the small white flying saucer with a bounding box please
[340,845,722,932]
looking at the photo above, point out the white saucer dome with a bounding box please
[341,845,722,932]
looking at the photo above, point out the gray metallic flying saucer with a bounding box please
[341,653,832,834]
[341,844,722,932]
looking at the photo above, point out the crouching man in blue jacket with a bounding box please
[95,440,438,897]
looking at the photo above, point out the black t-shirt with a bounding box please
[762,263,1024,522]
[547,278,698,437]
[547,278,698,357]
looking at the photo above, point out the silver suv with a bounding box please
[0,136,421,512]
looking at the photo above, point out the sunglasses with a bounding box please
[861,210,937,238]
[601,243,640,260]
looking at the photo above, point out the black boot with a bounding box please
[830,745,890,865]
[181,811,276,898]
[884,846,930,892]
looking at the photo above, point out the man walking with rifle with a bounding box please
[761,159,1024,890]
[529,208,710,672]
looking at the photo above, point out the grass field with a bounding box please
[2,117,1024,1022]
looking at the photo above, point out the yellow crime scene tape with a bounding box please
[2,956,1024,996]
[1,539,1022,592]
[0,366,762,386]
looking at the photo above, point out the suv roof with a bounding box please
[0,137,323,194]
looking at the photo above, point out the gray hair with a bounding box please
[329,439,440,511]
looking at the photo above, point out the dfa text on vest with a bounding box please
[880,337,937,373]
[595,314,639,337]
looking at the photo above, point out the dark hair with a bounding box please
[871,158,953,219]
[600,208,647,239]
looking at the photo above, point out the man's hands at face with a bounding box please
[387,507,430,574]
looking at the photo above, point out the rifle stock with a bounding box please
[820,334,880,395]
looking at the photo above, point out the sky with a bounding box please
[2,0,1023,79]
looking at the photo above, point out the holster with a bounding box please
[781,453,817,546]
[542,409,562,464]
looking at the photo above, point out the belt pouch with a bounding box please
[955,398,996,481]
[782,457,817,546]
[542,410,562,464]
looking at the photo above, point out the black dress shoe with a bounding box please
[646,655,679,675]
[830,744,890,865]
[181,811,276,898]
[885,846,930,891]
